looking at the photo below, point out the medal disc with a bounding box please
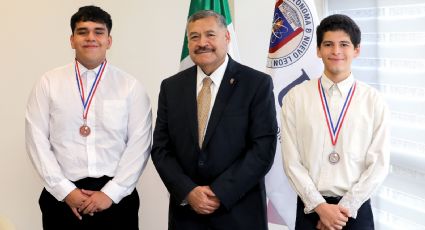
[79,124,91,137]
[328,151,340,164]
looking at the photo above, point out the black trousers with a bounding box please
[295,196,374,230]
[39,176,139,230]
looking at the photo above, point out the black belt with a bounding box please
[73,176,112,191]
[323,196,342,204]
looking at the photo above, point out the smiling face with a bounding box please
[70,21,112,69]
[187,16,230,75]
[317,30,360,83]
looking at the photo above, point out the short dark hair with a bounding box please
[316,14,361,48]
[187,10,227,30]
[70,5,112,34]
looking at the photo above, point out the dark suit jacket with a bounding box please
[152,57,277,230]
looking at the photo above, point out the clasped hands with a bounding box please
[187,186,220,215]
[64,188,113,220]
[314,203,351,230]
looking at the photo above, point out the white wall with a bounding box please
[0,0,323,229]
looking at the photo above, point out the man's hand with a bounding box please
[78,190,113,215]
[316,220,333,230]
[316,220,324,230]
[64,189,89,220]
[314,203,349,230]
[187,186,220,215]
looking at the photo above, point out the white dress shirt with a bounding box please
[281,73,390,218]
[196,55,228,133]
[178,56,229,206]
[25,61,152,203]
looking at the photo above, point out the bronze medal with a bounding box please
[79,124,91,137]
[75,59,107,138]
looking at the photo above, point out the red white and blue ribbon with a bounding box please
[75,59,107,120]
[318,78,356,146]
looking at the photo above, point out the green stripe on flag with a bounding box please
[180,0,232,61]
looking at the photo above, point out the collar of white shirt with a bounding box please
[321,73,355,97]
[76,61,103,77]
[196,55,229,90]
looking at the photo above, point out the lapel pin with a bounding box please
[230,78,235,85]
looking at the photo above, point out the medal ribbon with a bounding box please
[318,78,356,146]
[75,59,107,120]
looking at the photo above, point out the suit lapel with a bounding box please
[202,58,239,148]
[182,67,199,148]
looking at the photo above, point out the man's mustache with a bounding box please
[194,46,214,54]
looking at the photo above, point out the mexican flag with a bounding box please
[180,0,240,70]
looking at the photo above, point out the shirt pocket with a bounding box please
[102,100,127,130]
[342,117,372,162]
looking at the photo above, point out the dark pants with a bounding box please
[295,196,374,230]
[39,176,139,230]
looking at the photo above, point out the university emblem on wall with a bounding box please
[267,0,315,68]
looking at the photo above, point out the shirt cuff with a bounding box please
[101,180,128,204]
[302,187,327,214]
[49,179,76,201]
[338,195,362,218]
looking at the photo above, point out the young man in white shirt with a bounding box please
[281,14,390,230]
[25,5,152,229]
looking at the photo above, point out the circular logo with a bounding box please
[267,0,315,68]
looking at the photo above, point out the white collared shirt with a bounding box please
[196,55,228,133]
[25,61,152,203]
[281,73,390,218]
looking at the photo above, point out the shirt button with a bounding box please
[198,161,204,167]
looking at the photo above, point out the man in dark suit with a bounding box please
[151,10,277,230]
